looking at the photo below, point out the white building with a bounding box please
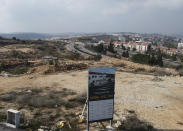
[113,41,122,48]
[135,42,150,53]
[178,43,183,48]
[122,41,150,53]
[98,40,105,45]
[118,36,126,42]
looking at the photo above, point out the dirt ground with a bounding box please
[0,45,34,53]
[0,69,183,130]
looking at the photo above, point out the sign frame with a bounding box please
[87,67,116,130]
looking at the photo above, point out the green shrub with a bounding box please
[154,69,172,76]
[131,54,149,65]
[117,113,155,131]
[0,91,17,102]
[93,55,102,61]
[64,103,74,109]
[0,112,6,122]
[131,52,163,67]
[27,120,42,130]
[135,68,146,72]
[9,66,28,75]
[178,68,183,76]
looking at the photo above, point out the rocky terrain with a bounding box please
[0,60,183,130]
[0,39,183,130]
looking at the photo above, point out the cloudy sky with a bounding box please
[0,0,183,34]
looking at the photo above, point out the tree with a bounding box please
[127,47,130,51]
[154,49,163,66]
[126,51,129,58]
[132,52,163,67]
[97,43,104,53]
[172,54,177,61]
[122,52,126,57]
[108,42,115,53]
[178,55,183,62]
[122,45,126,50]
[133,48,136,51]
[122,51,129,58]
[157,52,163,67]
[0,63,4,71]
[131,54,149,64]
[12,37,16,40]
[150,53,156,65]
[147,44,151,53]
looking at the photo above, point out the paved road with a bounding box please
[65,42,91,56]
[66,42,109,58]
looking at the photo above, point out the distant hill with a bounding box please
[171,33,183,39]
[0,32,84,40]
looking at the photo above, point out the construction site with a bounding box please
[0,38,183,131]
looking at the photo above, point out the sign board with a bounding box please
[7,109,20,128]
[88,67,115,122]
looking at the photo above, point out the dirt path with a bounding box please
[0,70,183,130]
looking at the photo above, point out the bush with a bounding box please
[31,88,42,94]
[8,66,28,75]
[131,53,163,67]
[0,91,17,102]
[117,113,155,131]
[154,69,171,76]
[64,103,74,109]
[26,120,42,130]
[131,54,149,65]
[93,55,102,61]
[12,37,16,40]
[27,96,62,108]
[177,68,183,76]
[178,55,183,62]
[67,52,82,60]
[0,63,3,71]
[0,112,6,122]
[68,94,86,104]
[15,92,65,108]
[9,50,26,59]
[135,68,145,72]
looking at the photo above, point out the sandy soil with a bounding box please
[0,70,183,130]
[0,45,33,53]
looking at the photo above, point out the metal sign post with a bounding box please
[87,89,89,131]
[87,105,89,131]
[110,120,112,127]
[87,67,116,131]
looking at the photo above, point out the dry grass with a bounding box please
[98,58,179,76]
[0,87,85,130]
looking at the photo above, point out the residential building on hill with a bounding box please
[178,43,183,49]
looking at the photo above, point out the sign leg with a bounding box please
[87,100,89,131]
[110,120,112,127]
[87,121,89,131]
[106,120,115,131]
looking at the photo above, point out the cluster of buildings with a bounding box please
[113,41,150,53]
[97,40,183,56]
[98,40,151,53]
[151,46,183,56]
[87,33,183,56]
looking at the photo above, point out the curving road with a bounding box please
[66,42,109,58]
[65,42,90,56]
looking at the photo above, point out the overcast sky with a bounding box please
[0,0,183,34]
